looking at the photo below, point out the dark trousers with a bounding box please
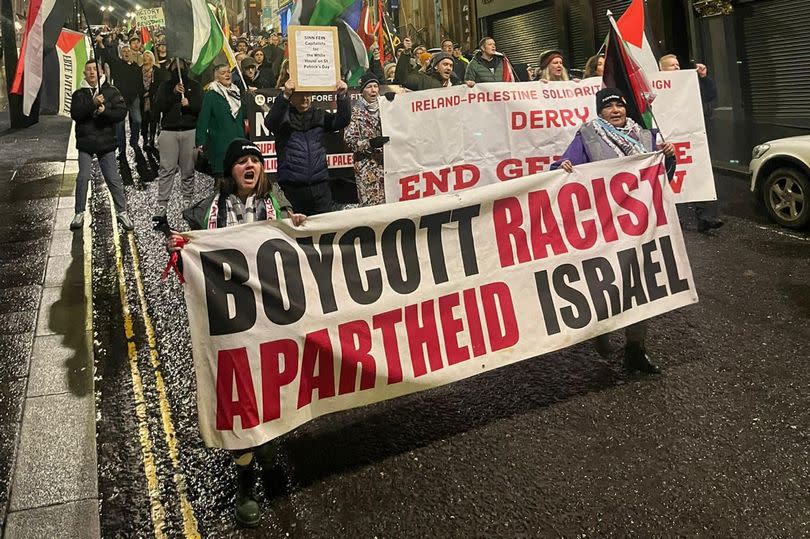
[279,181,333,215]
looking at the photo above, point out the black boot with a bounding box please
[234,461,260,527]
[624,343,661,374]
[256,442,286,498]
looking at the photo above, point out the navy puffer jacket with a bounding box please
[265,93,351,186]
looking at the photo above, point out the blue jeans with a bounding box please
[116,97,143,152]
[75,151,128,214]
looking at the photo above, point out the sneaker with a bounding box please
[117,211,134,231]
[152,205,167,224]
[69,212,84,230]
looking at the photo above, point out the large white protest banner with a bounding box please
[380,70,715,204]
[180,153,698,449]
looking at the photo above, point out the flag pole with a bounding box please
[176,57,185,99]
[77,0,99,61]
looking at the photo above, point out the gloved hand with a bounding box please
[370,136,390,149]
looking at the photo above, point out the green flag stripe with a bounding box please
[191,6,223,75]
[74,36,88,90]
[309,0,356,26]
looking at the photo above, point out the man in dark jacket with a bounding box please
[265,78,350,215]
[97,34,144,153]
[70,59,133,231]
[464,37,511,83]
[153,58,202,223]
[395,48,464,91]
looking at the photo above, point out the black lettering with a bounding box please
[201,249,256,336]
[659,236,690,294]
[582,257,620,321]
[339,226,383,305]
[419,210,452,284]
[381,219,421,294]
[617,247,648,310]
[534,270,560,335]
[297,234,338,314]
[553,264,591,329]
[641,240,668,301]
[451,205,481,276]
[256,239,306,325]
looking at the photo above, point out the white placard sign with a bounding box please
[288,25,340,91]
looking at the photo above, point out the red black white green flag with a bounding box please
[602,11,656,129]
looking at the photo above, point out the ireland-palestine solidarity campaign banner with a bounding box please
[380,70,715,204]
[181,153,698,449]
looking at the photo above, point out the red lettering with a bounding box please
[438,292,469,366]
[462,288,487,357]
[216,347,259,430]
[530,109,544,129]
[493,197,531,268]
[528,189,567,259]
[453,164,479,190]
[337,320,376,395]
[670,170,686,194]
[611,172,648,236]
[399,174,420,201]
[560,109,575,127]
[673,141,693,165]
[405,301,443,377]
[525,156,550,175]
[546,109,561,128]
[480,282,519,351]
[260,340,298,422]
[496,158,523,181]
[558,183,597,250]
[297,329,336,408]
[372,309,405,384]
[424,168,451,197]
[591,177,618,242]
[639,164,669,226]
[511,111,527,130]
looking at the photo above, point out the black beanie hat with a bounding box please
[596,87,627,112]
[430,52,454,70]
[359,70,380,91]
[223,139,263,178]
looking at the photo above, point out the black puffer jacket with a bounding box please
[102,43,144,106]
[155,73,202,131]
[70,80,128,155]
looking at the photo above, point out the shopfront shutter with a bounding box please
[489,2,556,66]
[738,0,810,126]
[593,0,630,42]
[566,3,588,70]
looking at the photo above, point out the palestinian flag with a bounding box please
[615,0,659,75]
[53,29,90,117]
[141,26,153,52]
[164,0,229,75]
[603,11,656,129]
[10,0,72,116]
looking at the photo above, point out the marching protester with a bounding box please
[535,49,571,82]
[69,59,134,231]
[395,41,468,90]
[441,38,466,82]
[659,54,724,232]
[464,37,513,83]
[264,78,351,214]
[583,53,604,78]
[140,51,168,151]
[383,62,397,83]
[344,72,388,206]
[128,35,144,66]
[195,64,247,179]
[249,49,274,88]
[155,43,170,70]
[153,58,202,224]
[167,139,305,526]
[236,56,260,92]
[262,32,284,83]
[552,88,676,374]
[452,42,469,78]
[97,36,144,156]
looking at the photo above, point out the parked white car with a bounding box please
[750,135,810,229]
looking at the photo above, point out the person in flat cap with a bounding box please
[551,87,676,375]
[344,71,389,206]
[535,49,570,82]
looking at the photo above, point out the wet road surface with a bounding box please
[89,160,809,538]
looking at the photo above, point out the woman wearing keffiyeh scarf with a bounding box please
[167,138,305,527]
[195,64,248,177]
[344,72,389,206]
[551,87,677,376]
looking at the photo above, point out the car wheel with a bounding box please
[762,167,810,229]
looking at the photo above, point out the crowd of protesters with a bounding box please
[68,25,725,527]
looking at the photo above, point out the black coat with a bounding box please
[70,81,128,155]
[102,44,143,106]
[155,74,202,131]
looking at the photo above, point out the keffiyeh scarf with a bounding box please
[207,194,273,229]
[211,80,242,118]
[592,117,647,157]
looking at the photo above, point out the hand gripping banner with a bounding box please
[180,153,698,449]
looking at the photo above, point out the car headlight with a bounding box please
[752,144,770,159]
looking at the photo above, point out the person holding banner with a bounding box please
[195,64,247,179]
[395,46,465,91]
[464,37,513,83]
[552,88,676,374]
[264,78,351,215]
[344,72,389,206]
[167,139,305,527]
[535,49,571,82]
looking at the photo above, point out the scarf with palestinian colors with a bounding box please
[591,117,647,158]
[210,80,241,118]
[206,193,279,229]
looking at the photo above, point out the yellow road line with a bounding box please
[108,203,168,539]
[127,233,200,538]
